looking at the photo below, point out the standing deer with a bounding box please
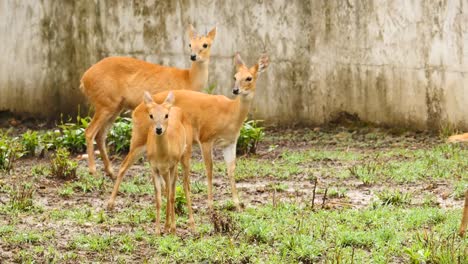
[107,53,270,214]
[143,91,191,235]
[80,24,216,178]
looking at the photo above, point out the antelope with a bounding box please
[448,133,468,143]
[107,53,270,213]
[143,91,191,235]
[80,24,216,178]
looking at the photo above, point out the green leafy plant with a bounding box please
[174,185,187,215]
[21,130,39,156]
[50,148,78,180]
[9,183,35,212]
[376,189,412,207]
[203,83,217,94]
[237,120,265,155]
[108,117,132,153]
[0,131,24,172]
[55,115,90,153]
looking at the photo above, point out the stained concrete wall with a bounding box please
[0,0,467,129]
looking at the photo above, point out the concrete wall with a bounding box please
[1,0,467,129]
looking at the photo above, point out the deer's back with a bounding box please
[81,57,190,109]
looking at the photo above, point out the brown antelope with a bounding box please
[80,24,216,178]
[143,91,191,235]
[107,53,270,213]
[448,133,468,143]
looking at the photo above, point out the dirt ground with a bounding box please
[0,124,466,262]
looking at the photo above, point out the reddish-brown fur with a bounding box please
[107,53,270,215]
[80,25,216,178]
[448,133,468,143]
[142,91,192,235]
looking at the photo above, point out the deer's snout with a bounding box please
[232,87,240,95]
[155,127,163,135]
[190,54,197,61]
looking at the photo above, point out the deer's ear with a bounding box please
[234,52,245,70]
[207,26,217,40]
[143,91,154,105]
[251,54,270,75]
[188,24,197,39]
[163,91,175,108]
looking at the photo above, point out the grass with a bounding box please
[0,125,466,262]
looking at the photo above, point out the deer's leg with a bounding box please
[95,112,120,179]
[162,170,171,231]
[106,129,146,210]
[460,190,468,236]
[85,108,112,176]
[169,165,178,234]
[222,143,241,211]
[201,141,214,210]
[151,168,162,236]
[181,145,195,230]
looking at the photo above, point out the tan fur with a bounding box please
[107,53,270,213]
[81,25,216,178]
[448,133,468,143]
[460,190,468,236]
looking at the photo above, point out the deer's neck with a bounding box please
[189,60,209,91]
[154,133,170,157]
[231,94,254,130]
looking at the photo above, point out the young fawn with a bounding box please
[144,91,191,235]
[107,53,269,214]
[80,24,216,178]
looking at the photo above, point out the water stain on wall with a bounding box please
[0,0,466,129]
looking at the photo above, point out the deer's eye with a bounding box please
[189,44,191,48]
[246,77,252,82]
[203,43,208,48]
[165,114,169,119]
[233,76,236,81]
[149,114,153,119]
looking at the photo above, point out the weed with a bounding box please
[328,187,347,198]
[32,164,49,176]
[438,122,460,140]
[266,182,288,192]
[376,189,412,206]
[71,171,106,193]
[0,131,24,172]
[422,193,439,207]
[203,83,217,94]
[56,115,90,153]
[58,184,75,198]
[174,184,187,215]
[237,119,265,155]
[191,181,207,194]
[349,161,380,185]
[452,180,467,199]
[210,210,236,234]
[404,232,466,263]
[50,148,78,180]
[108,116,132,153]
[21,130,39,156]
[8,183,35,212]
